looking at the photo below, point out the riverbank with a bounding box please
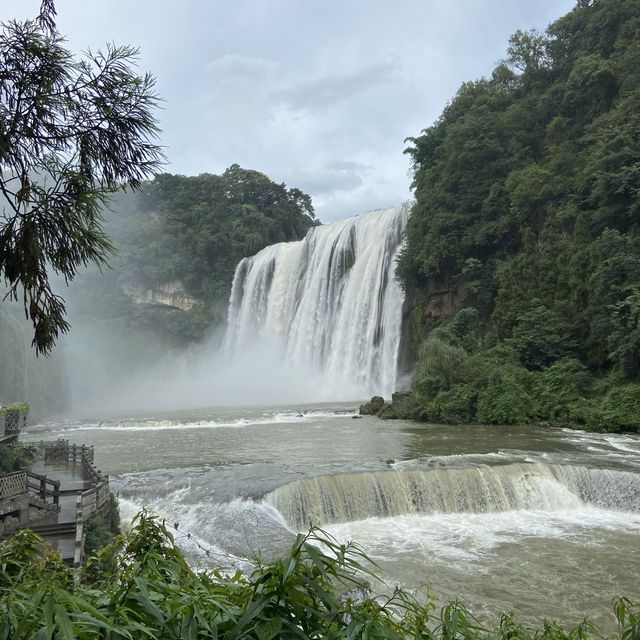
[361,366,640,433]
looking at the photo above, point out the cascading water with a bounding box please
[223,204,409,399]
[34,412,640,627]
[264,463,640,530]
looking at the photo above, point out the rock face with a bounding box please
[359,396,385,415]
[121,280,199,311]
[423,282,467,324]
[392,392,410,405]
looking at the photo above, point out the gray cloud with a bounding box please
[2,0,576,222]
[286,163,370,197]
[278,56,400,109]
[206,54,279,78]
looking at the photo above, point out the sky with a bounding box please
[3,1,575,223]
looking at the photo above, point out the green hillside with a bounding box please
[69,164,317,346]
[394,0,640,431]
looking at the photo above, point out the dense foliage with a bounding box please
[0,442,39,474]
[396,0,640,432]
[69,166,317,345]
[1,513,638,639]
[0,2,162,354]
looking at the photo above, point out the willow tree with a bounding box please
[0,0,163,354]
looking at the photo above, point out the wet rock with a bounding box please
[377,402,397,419]
[391,392,410,405]
[359,395,385,415]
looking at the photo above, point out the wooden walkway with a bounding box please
[0,440,111,567]
[29,460,91,562]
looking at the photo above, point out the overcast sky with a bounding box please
[3,1,575,222]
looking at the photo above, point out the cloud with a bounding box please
[277,56,400,110]
[205,53,279,78]
[286,162,370,197]
[0,0,577,223]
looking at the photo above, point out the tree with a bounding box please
[0,1,163,354]
[506,29,551,73]
[609,288,640,379]
[505,300,577,370]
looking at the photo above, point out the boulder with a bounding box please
[359,395,385,415]
[377,402,397,419]
[391,392,410,406]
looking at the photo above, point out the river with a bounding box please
[25,404,640,629]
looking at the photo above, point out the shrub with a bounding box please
[594,383,640,432]
[412,337,467,402]
[426,385,477,424]
[0,513,639,639]
[0,442,40,474]
[533,358,595,426]
[477,365,536,424]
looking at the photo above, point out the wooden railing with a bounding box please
[0,469,60,537]
[42,439,111,568]
[26,471,60,506]
[43,440,95,465]
[2,438,112,567]
[0,407,28,440]
[0,471,27,500]
[0,470,59,505]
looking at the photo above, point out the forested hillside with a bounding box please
[0,166,315,413]
[394,0,640,431]
[69,164,317,346]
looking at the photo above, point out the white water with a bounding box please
[223,205,409,399]
[25,412,640,628]
[265,463,640,530]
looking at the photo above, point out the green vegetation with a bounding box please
[0,443,40,474]
[396,0,640,432]
[1,513,638,639]
[69,166,317,346]
[0,0,162,354]
[84,494,120,558]
[1,402,29,413]
[83,494,121,582]
[116,167,315,303]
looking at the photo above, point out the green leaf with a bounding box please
[255,618,283,640]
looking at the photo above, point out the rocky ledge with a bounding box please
[359,392,409,418]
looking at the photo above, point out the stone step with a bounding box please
[31,522,76,537]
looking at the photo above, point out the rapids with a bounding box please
[25,409,640,629]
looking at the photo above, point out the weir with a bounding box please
[264,463,640,530]
[223,204,409,398]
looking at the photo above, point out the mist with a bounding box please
[60,325,364,417]
[54,207,409,418]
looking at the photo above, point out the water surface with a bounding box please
[26,405,640,628]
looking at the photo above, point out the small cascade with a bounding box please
[264,463,640,530]
[223,205,409,399]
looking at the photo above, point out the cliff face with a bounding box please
[423,283,467,324]
[120,280,199,311]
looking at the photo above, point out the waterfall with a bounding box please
[264,463,640,530]
[223,204,409,399]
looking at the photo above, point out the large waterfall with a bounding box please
[265,463,640,530]
[223,204,409,399]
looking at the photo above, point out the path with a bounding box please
[28,460,90,562]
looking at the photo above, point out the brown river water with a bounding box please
[25,404,640,629]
